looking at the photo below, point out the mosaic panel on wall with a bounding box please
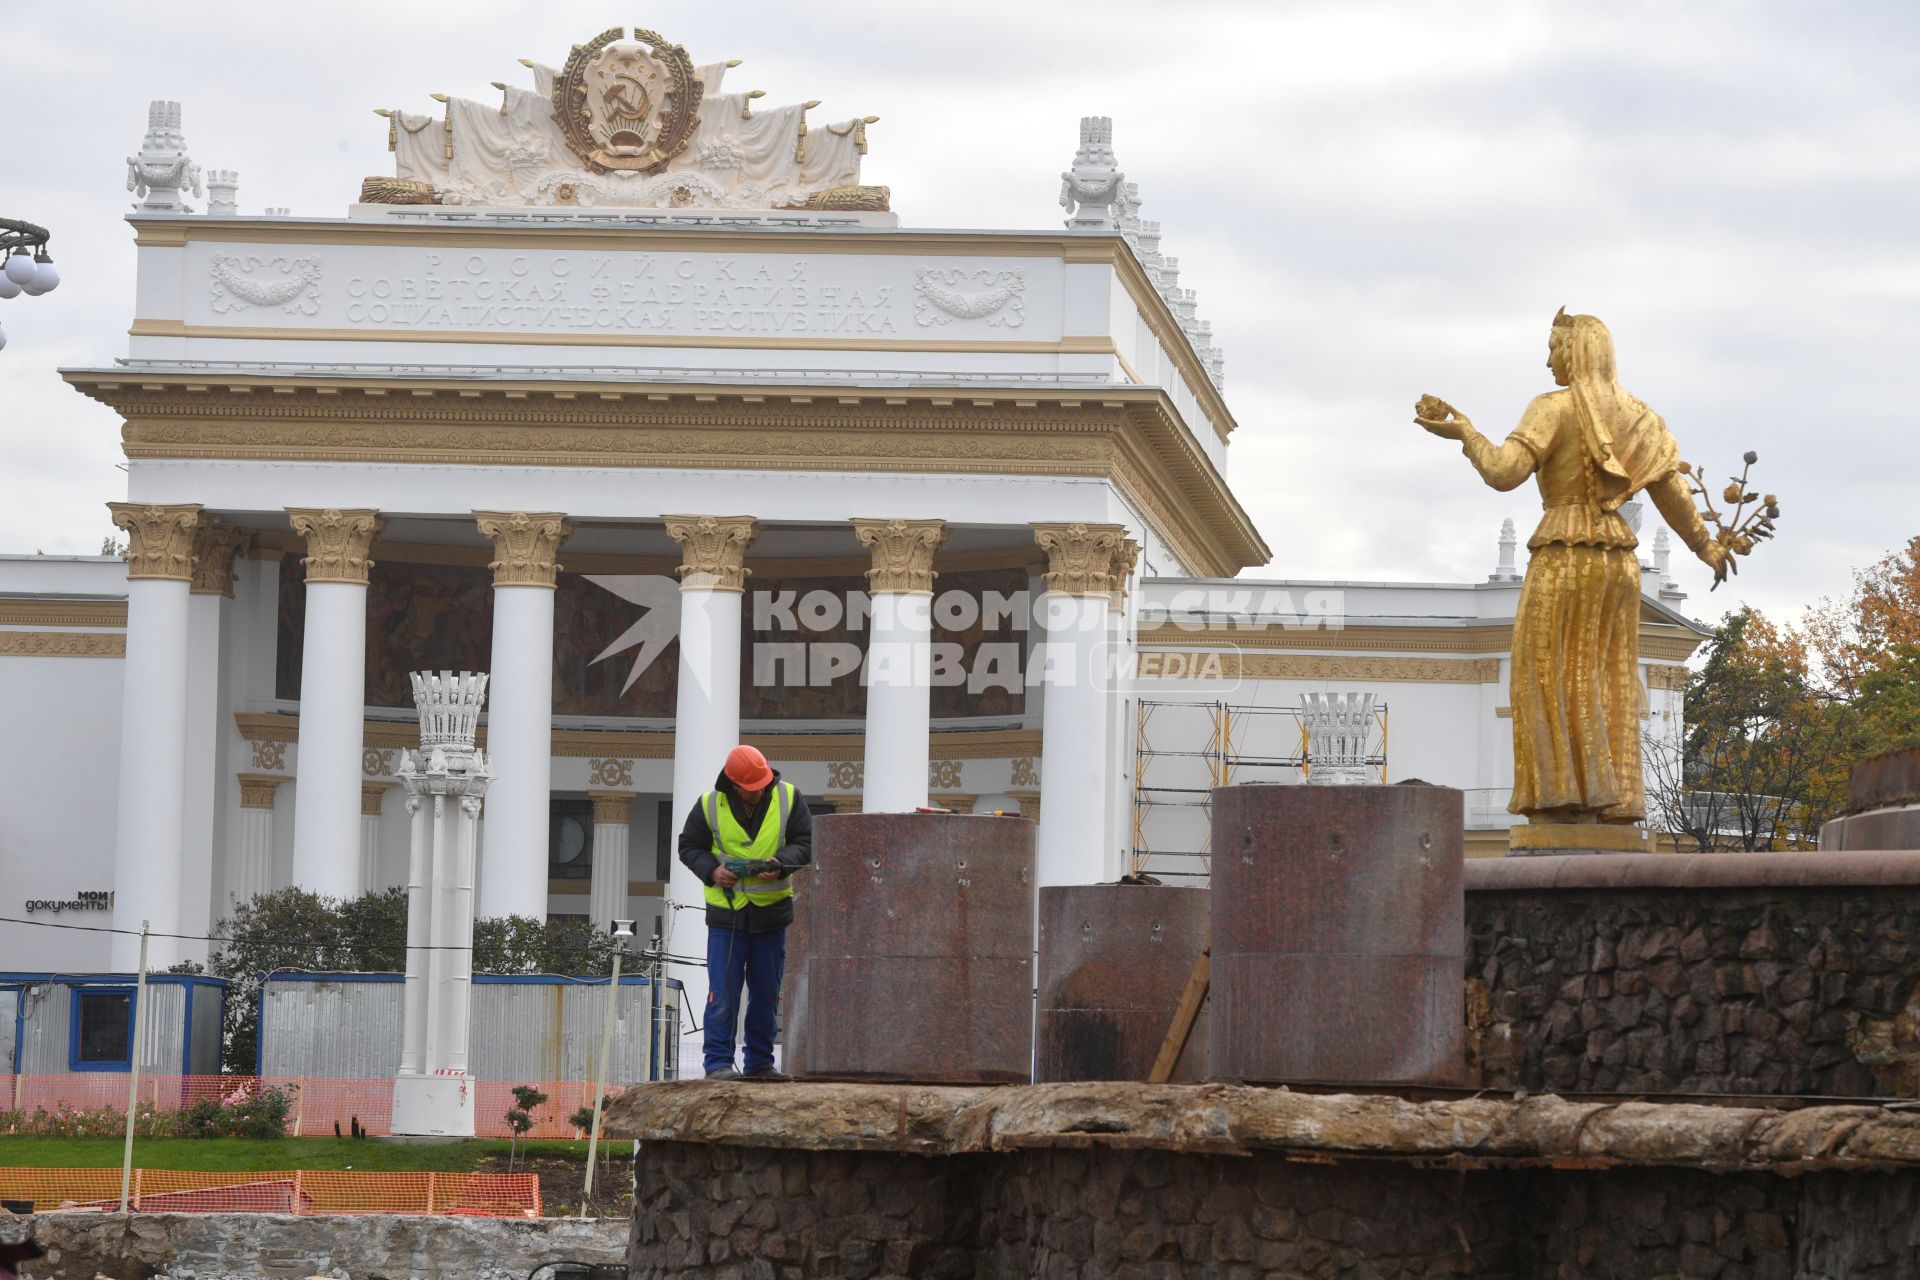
[277,563,1027,719]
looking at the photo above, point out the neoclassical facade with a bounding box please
[0,38,1708,1015]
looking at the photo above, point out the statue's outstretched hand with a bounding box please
[1700,539,1732,587]
[1414,395,1471,441]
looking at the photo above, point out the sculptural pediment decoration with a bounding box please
[553,27,701,174]
[363,26,888,212]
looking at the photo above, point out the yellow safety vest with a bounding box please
[702,782,797,911]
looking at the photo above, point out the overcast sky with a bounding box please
[2,0,1914,629]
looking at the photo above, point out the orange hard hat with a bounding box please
[724,744,774,791]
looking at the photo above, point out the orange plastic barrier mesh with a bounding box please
[0,1168,542,1217]
[3,1075,630,1139]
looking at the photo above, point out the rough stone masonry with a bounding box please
[607,1080,1920,1279]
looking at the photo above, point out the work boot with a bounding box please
[705,1067,742,1081]
[743,1066,791,1082]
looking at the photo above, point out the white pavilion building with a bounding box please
[0,29,1707,1011]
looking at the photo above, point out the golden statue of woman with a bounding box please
[1416,310,1728,846]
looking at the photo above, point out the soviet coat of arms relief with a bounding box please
[364,25,889,213]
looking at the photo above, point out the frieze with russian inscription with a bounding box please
[184,244,1063,341]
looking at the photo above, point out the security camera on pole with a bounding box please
[392,671,491,1137]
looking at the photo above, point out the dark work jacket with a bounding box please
[677,768,815,932]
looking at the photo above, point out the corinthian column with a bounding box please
[106,502,202,970]
[853,518,947,812]
[473,512,573,921]
[287,508,384,898]
[588,790,636,929]
[664,514,757,1070]
[1032,523,1126,888]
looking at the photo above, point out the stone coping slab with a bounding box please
[1465,849,1920,892]
[603,1080,1920,1172]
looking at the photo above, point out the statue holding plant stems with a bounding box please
[1414,309,1780,848]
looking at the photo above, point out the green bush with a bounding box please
[174,1083,295,1139]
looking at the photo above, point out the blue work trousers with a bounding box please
[703,925,787,1075]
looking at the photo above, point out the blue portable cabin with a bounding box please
[0,973,228,1082]
[256,970,681,1082]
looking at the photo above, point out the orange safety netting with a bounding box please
[0,1168,542,1217]
[2,1075,630,1139]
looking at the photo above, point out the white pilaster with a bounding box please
[360,782,394,892]
[588,791,636,929]
[664,515,757,1076]
[1032,524,1126,888]
[854,519,947,813]
[182,522,249,959]
[234,775,283,904]
[474,512,572,921]
[287,509,383,899]
[106,502,202,970]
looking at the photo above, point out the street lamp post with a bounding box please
[0,218,61,352]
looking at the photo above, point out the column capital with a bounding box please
[287,508,385,585]
[190,521,253,597]
[852,518,948,595]
[361,779,398,816]
[1109,537,1142,611]
[238,773,286,810]
[474,511,574,588]
[663,515,759,592]
[587,790,638,824]
[1032,522,1127,597]
[108,502,204,581]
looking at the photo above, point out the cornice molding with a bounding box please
[71,378,1266,577]
[234,711,1040,762]
[107,502,202,582]
[852,518,947,595]
[474,511,574,588]
[0,601,127,628]
[1140,621,1705,662]
[0,631,127,658]
[1134,651,1503,684]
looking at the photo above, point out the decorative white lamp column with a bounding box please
[1302,693,1379,786]
[664,514,757,1073]
[1031,523,1126,888]
[233,774,284,903]
[287,509,384,898]
[393,671,491,1138]
[588,791,636,928]
[853,519,947,812]
[360,781,396,891]
[106,502,202,970]
[474,512,573,921]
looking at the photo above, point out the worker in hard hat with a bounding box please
[677,744,813,1080]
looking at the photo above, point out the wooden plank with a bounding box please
[1147,946,1210,1084]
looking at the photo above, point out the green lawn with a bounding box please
[0,1136,601,1171]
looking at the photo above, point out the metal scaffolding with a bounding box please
[1131,698,1388,884]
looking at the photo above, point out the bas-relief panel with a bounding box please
[277,562,1027,720]
[181,243,1061,342]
